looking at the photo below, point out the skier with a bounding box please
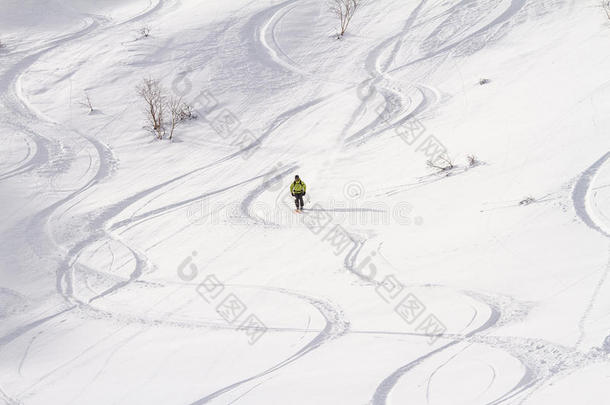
[290,175,306,211]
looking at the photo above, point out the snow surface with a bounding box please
[2,0,610,404]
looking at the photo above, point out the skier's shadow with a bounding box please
[302,207,386,213]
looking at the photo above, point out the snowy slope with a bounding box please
[2,0,610,404]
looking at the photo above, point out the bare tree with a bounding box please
[603,0,610,19]
[137,78,165,139]
[328,0,362,38]
[0,39,5,50]
[167,96,183,141]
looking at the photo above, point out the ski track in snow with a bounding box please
[0,1,175,399]
[226,0,610,403]
[335,0,549,400]
[0,4,351,401]
[255,0,305,77]
[367,111,610,405]
[251,0,362,87]
[188,286,350,404]
[390,0,529,74]
[571,152,610,238]
[570,152,610,349]
[360,1,610,404]
[0,19,100,182]
[240,164,298,226]
[343,0,430,147]
[369,287,608,405]
[120,91,337,233]
[0,16,114,348]
[0,0,165,181]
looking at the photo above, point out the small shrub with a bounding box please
[137,79,197,141]
[519,196,536,206]
[427,155,454,172]
[79,92,94,113]
[328,0,363,38]
[167,98,196,141]
[177,102,196,121]
[467,154,479,167]
[479,78,490,85]
[139,26,151,39]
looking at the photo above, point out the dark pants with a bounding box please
[293,192,304,209]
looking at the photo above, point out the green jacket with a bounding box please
[290,180,306,194]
